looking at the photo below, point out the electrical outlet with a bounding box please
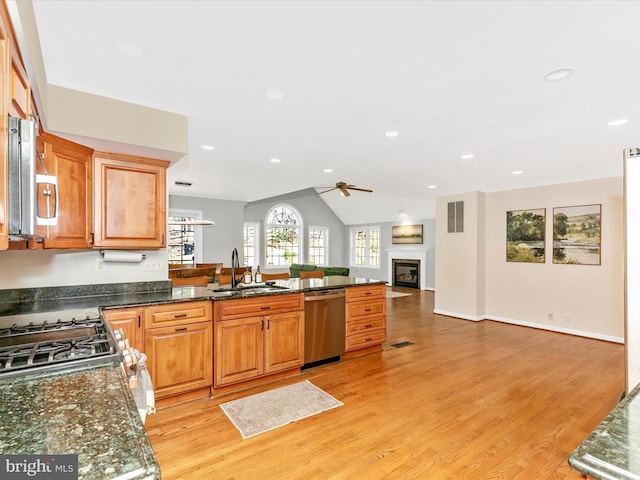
[96,259,105,271]
[548,313,553,321]
[563,315,572,323]
[515,308,520,316]
[144,259,163,271]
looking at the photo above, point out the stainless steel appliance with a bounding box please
[7,115,58,239]
[303,288,345,367]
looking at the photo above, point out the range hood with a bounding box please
[7,116,57,239]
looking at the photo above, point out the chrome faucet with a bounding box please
[231,248,240,288]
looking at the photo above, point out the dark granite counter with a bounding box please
[0,363,160,480]
[569,384,640,479]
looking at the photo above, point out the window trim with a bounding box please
[308,225,329,267]
[264,203,303,268]
[168,208,205,264]
[243,222,260,268]
[349,225,381,269]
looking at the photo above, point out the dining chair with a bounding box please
[299,270,325,279]
[261,272,290,280]
[171,275,209,287]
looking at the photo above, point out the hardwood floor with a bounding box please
[144,289,623,479]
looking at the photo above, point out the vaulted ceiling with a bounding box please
[26,0,640,223]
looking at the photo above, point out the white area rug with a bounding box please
[219,380,343,439]
[386,289,412,298]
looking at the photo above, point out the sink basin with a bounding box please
[209,285,289,296]
[239,287,288,294]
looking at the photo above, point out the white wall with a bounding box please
[434,177,624,342]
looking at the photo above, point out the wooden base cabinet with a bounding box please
[345,285,387,356]
[143,301,213,400]
[214,294,304,388]
[102,307,144,352]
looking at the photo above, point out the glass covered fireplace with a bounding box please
[392,259,420,289]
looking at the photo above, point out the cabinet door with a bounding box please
[8,45,29,120]
[93,154,168,249]
[214,316,264,387]
[264,311,304,374]
[0,13,9,250]
[145,321,213,399]
[102,307,144,352]
[37,133,93,248]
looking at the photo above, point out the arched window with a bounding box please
[265,205,302,266]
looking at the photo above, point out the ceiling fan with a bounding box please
[317,181,373,197]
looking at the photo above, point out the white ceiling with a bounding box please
[30,0,640,224]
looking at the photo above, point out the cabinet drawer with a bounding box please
[347,299,386,319]
[345,285,385,302]
[145,301,212,328]
[346,316,386,335]
[345,329,386,351]
[215,293,303,320]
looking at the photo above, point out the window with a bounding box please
[308,226,329,266]
[350,226,380,268]
[243,222,260,267]
[168,209,205,264]
[265,205,302,266]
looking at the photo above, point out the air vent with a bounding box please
[174,181,192,187]
[390,341,415,349]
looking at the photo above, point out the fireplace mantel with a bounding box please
[386,249,428,290]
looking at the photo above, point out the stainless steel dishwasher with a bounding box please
[303,288,346,367]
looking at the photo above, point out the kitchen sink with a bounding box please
[209,285,289,296]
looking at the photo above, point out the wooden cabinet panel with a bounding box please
[215,293,304,319]
[345,284,385,302]
[102,307,144,352]
[145,321,213,399]
[0,15,8,250]
[144,301,212,329]
[345,285,387,355]
[214,294,305,388]
[264,311,304,374]
[93,153,168,249]
[37,133,93,248]
[214,316,264,386]
[8,52,29,119]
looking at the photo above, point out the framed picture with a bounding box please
[506,208,546,263]
[392,224,423,244]
[553,204,601,265]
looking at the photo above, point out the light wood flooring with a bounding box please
[145,289,623,479]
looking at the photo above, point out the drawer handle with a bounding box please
[365,324,373,328]
[364,308,372,312]
[175,327,187,331]
[364,292,372,295]
[365,337,372,341]
[174,313,188,318]
[260,306,271,310]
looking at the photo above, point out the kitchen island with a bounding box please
[569,383,640,480]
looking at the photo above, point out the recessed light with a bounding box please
[175,181,192,187]
[116,41,145,57]
[385,131,399,137]
[201,145,215,151]
[461,154,474,160]
[607,118,628,127]
[512,170,524,175]
[324,168,333,173]
[543,68,573,81]
[427,185,437,189]
[265,89,284,100]
[270,158,281,163]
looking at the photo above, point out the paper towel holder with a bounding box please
[99,249,147,262]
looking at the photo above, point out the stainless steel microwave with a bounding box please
[7,115,57,239]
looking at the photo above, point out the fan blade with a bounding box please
[339,185,351,197]
[347,186,373,193]
[318,187,339,195]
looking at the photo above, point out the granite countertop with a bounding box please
[569,384,640,479]
[0,363,160,480]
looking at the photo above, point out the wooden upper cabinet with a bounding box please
[0,13,8,250]
[36,133,93,248]
[8,44,29,120]
[93,153,168,249]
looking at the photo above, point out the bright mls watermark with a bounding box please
[0,455,78,479]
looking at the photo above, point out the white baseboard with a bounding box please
[433,310,624,343]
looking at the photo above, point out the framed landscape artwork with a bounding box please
[392,224,423,244]
[553,204,601,265]
[506,208,546,263]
